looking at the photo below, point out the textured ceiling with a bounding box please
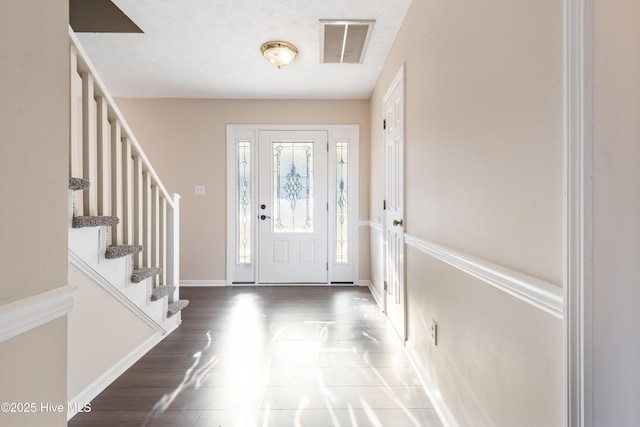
[75,0,412,99]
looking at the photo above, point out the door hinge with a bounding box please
[383,199,387,210]
[327,202,329,211]
[383,119,387,130]
[326,262,329,271]
[327,142,329,152]
[384,280,388,291]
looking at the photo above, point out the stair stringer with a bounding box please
[68,249,165,334]
[68,226,180,332]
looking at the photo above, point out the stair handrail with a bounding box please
[69,26,180,289]
[68,28,174,208]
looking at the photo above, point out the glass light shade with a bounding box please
[260,41,298,69]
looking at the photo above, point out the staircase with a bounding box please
[67,26,187,391]
[67,26,188,327]
[69,178,188,330]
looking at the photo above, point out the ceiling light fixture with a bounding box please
[260,41,298,69]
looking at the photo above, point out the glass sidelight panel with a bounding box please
[237,141,251,264]
[336,140,348,263]
[273,141,314,233]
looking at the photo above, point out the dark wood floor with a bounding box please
[68,286,443,427]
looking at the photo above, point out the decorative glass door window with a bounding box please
[336,141,349,263]
[272,141,314,233]
[237,141,251,264]
[228,125,359,284]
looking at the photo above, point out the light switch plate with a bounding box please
[195,185,205,195]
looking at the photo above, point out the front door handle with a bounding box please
[260,215,271,220]
[393,219,404,227]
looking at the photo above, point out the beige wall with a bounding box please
[407,250,563,426]
[592,0,640,424]
[0,0,70,425]
[115,98,371,281]
[67,264,157,400]
[0,1,69,300]
[371,0,563,285]
[0,319,68,426]
[369,0,564,425]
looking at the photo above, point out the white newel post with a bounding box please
[166,194,181,290]
[160,197,167,286]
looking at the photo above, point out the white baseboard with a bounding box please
[364,280,384,310]
[366,277,457,426]
[67,323,178,421]
[405,341,460,427]
[180,280,227,287]
[183,282,368,287]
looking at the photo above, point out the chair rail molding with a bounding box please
[0,285,77,344]
[359,219,383,233]
[404,235,564,319]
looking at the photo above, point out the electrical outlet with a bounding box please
[194,185,206,196]
[430,319,438,345]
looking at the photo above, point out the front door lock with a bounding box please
[260,214,271,220]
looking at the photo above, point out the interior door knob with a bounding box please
[260,215,270,220]
[393,219,404,227]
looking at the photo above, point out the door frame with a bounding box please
[226,124,360,285]
[564,0,593,425]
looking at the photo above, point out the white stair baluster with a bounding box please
[110,121,123,245]
[81,72,98,216]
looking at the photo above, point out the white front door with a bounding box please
[384,66,406,340]
[257,130,328,283]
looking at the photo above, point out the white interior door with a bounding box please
[384,67,406,340]
[258,130,328,283]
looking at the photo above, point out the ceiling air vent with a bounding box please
[320,20,375,64]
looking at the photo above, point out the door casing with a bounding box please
[226,124,359,285]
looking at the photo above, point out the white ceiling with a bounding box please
[75,0,412,99]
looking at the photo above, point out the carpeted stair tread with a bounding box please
[69,177,90,191]
[105,244,143,259]
[167,299,189,317]
[131,267,161,284]
[72,216,119,228]
[150,285,176,301]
